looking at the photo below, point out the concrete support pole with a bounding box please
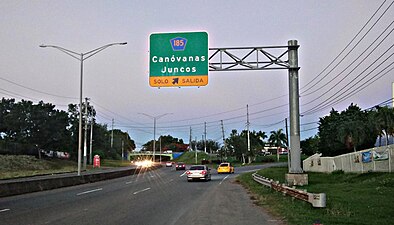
[83,97,88,170]
[288,40,303,174]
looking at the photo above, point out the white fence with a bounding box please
[303,145,394,173]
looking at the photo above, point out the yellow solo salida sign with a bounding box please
[149,32,208,87]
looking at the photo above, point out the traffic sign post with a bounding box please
[149,32,208,87]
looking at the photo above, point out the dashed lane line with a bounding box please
[133,187,151,195]
[0,209,10,213]
[76,188,103,196]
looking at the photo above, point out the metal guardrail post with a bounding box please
[252,172,326,208]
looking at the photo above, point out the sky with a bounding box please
[1,0,393,149]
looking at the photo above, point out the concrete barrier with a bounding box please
[0,166,160,197]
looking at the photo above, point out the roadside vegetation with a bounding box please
[237,166,394,225]
[0,155,136,180]
[173,151,214,165]
[0,155,77,179]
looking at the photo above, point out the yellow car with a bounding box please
[217,163,234,174]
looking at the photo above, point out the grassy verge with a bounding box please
[173,151,214,165]
[0,155,77,179]
[0,155,136,179]
[237,167,394,225]
[100,159,132,167]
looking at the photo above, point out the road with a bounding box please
[0,164,285,225]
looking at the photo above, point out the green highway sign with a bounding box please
[149,31,208,87]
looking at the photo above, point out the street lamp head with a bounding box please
[39,44,48,48]
[120,42,127,45]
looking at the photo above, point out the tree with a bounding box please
[268,129,287,148]
[143,134,185,152]
[301,135,320,156]
[226,129,247,162]
[318,104,378,156]
[0,98,15,136]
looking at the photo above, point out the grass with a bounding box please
[0,155,77,179]
[173,151,214,165]
[237,167,394,225]
[100,159,132,167]
[0,155,136,179]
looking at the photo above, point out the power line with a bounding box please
[303,54,394,115]
[300,0,392,94]
[301,21,394,113]
[0,75,77,100]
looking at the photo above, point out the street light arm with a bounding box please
[138,113,155,119]
[39,44,80,60]
[83,42,127,60]
[138,112,173,120]
[156,113,173,120]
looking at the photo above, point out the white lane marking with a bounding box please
[219,175,230,185]
[180,171,187,177]
[0,208,10,213]
[126,181,133,185]
[133,187,151,195]
[76,188,103,196]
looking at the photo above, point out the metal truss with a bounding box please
[209,46,291,71]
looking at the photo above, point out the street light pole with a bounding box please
[40,42,127,176]
[139,113,172,162]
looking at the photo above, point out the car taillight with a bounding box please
[201,170,207,175]
[186,171,191,175]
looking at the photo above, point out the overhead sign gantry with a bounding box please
[149,32,306,184]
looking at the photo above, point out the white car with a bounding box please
[165,161,173,167]
[186,165,211,182]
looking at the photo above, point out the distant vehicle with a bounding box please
[217,162,234,174]
[186,165,211,182]
[41,150,70,159]
[175,162,186,170]
[165,161,173,167]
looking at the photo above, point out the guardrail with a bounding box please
[252,172,326,208]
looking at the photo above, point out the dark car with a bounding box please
[175,162,186,170]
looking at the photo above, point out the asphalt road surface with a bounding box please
[0,164,285,225]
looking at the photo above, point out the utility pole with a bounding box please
[189,127,192,151]
[204,122,207,154]
[159,136,162,163]
[195,137,198,164]
[121,139,124,160]
[89,118,94,165]
[221,120,226,161]
[111,118,114,149]
[83,97,89,170]
[247,104,251,164]
[153,117,156,161]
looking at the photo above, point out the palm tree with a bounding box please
[269,129,287,161]
[268,129,287,148]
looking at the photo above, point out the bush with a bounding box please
[92,149,106,159]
